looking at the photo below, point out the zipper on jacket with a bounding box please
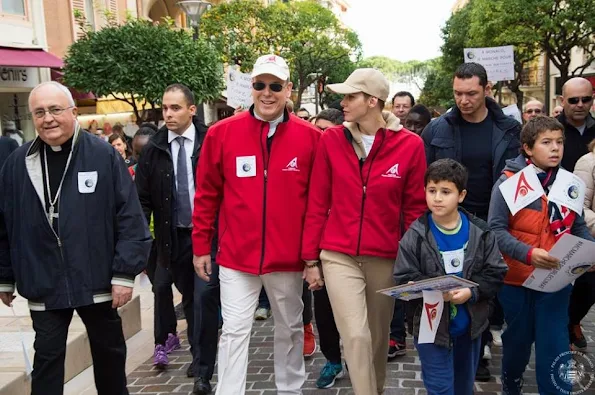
[354,133,384,255]
[259,124,269,274]
[43,196,73,307]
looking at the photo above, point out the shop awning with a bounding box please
[0,47,64,68]
[50,69,95,101]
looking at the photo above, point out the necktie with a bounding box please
[176,136,192,227]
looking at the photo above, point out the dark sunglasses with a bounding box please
[252,82,284,92]
[568,96,593,105]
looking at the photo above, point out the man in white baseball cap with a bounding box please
[193,54,321,395]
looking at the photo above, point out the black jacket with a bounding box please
[421,97,521,180]
[0,136,18,170]
[557,112,595,172]
[394,209,507,348]
[0,128,151,310]
[135,116,216,267]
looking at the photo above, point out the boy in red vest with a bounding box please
[488,116,594,394]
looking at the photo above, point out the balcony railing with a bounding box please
[521,65,545,86]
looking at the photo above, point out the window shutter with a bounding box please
[109,0,118,17]
[72,0,86,40]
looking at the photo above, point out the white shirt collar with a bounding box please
[168,122,196,144]
[254,111,284,127]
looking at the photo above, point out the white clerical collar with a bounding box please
[168,122,196,144]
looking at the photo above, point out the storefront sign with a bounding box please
[0,67,39,88]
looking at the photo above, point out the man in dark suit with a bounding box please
[135,84,219,395]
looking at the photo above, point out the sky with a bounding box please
[342,0,457,62]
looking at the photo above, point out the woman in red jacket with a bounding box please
[302,69,427,394]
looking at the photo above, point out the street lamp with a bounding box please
[177,0,211,39]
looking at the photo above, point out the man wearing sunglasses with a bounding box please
[557,77,595,354]
[192,54,321,395]
[522,99,544,123]
[558,77,595,172]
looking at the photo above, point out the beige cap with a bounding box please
[327,68,390,102]
[251,54,290,80]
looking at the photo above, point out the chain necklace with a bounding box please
[43,140,75,227]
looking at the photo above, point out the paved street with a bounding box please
[127,308,595,395]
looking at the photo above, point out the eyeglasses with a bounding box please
[567,96,593,105]
[32,106,73,119]
[525,109,543,114]
[252,82,284,92]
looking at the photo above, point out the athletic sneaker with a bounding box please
[303,323,317,357]
[316,361,344,389]
[165,333,181,354]
[483,345,492,360]
[490,328,503,347]
[570,324,588,351]
[254,307,271,320]
[153,344,168,368]
[388,339,407,359]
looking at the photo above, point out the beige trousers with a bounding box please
[320,250,396,395]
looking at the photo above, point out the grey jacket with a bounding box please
[488,155,594,266]
[394,210,508,348]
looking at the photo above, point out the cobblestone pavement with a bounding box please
[127,309,595,395]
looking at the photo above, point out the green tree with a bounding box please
[359,56,432,91]
[271,0,361,108]
[418,60,455,109]
[319,57,358,109]
[417,4,475,110]
[440,1,474,74]
[199,0,272,71]
[64,18,224,124]
[468,0,541,109]
[200,0,361,109]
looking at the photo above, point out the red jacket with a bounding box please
[302,113,427,261]
[192,109,320,274]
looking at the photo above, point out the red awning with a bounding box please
[0,47,64,68]
[50,69,95,101]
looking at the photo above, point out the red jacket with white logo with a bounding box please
[192,109,320,274]
[302,113,427,261]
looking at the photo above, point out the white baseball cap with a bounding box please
[251,54,290,81]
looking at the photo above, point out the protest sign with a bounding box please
[227,68,253,109]
[464,45,515,82]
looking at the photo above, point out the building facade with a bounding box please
[0,0,62,142]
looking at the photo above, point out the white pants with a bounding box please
[215,266,305,395]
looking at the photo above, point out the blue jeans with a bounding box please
[415,332,481,395]
[498,284,572,394]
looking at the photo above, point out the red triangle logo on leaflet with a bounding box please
[424,302,439,330]
[514,172,535,203]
